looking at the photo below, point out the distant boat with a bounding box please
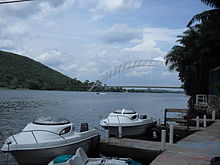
[100,108,156,137]
[1,116,99,165]
[96,92,106,95]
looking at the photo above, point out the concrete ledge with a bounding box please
[150,120,220,165]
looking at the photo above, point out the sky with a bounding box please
[0,0,210,85]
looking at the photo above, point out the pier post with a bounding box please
[203,115,207,128]
[169,125,174,144]
[118,126,122,139]
[196,116,200,130]
[161,130,166,150]
[212,111,216,121]
[105,130,109,143]
[158,119,161,127]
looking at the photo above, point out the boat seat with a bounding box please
[69,155,84,165]
[75,147,103,165]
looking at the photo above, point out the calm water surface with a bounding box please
[0,90,188,165]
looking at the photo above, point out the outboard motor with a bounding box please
[80,123,89,132]
[140,115,147,119]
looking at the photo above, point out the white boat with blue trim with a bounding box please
[100,109,156,137]
[1,116,99,165]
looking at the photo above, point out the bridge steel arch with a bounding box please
[89,60,165,91]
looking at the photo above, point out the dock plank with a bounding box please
[99,138,169,161]
[102,138,162,151]
[150,120,220,165]
[165,109,188,113]
[166,118,188,123]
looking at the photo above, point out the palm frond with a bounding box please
[187,9,220,27]
[201,0,220,8]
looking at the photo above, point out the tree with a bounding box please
[165,1,220,97]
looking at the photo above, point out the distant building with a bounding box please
[209,66,220,95]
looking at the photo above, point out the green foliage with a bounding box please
[0,50,94,91]
[165,0,220,97]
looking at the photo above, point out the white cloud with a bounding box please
[121,26,184,60]
[0,39,13,49]
[86,61,97,67]
[6,22,30,35]
[96,0,141,12]
[86,0,142,20]
[102,23,142,43]
[91,14,105,21]
[0,0,75,51]
[162,71,173,76]
[35,50,65,67]
[61,64,77,71]
[125,70,152,77]
[153,56,165,62]
[142,27,185,43]
[122,39,164,55]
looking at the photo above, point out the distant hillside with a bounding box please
[0,50,91,90]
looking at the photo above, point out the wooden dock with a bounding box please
[99,138,169,162]
[150,120,220,165]
[99,119,220,165]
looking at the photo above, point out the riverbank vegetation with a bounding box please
[0,50,94,91]
[165,0,220,98]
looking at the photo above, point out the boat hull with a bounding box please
[102,122,156,138]
[9,135,99,165]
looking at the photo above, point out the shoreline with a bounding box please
[0,87,184,94]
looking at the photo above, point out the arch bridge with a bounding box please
[89,59,181,91]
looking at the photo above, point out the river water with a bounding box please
[0,90,188,165]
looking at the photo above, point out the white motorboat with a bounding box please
[100,109,156,137]
[48,147,141,165]
[1,116,99,165]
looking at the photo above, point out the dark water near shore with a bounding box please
[0,90,188,165]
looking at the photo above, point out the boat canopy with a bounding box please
[33,116,70,125]
[113,109,136,114]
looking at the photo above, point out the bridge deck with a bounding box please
[101,85,182,89]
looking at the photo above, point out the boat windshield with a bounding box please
[33,116,70,125]
[113,109,136,114]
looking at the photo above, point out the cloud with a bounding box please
[0,39,13,49]
[91,14,105,21]
[125,68,152,77]
[121,26,185,60]
[85,0,142,21]
[95,0,142,12]
[162,71,173,76]
[0,2,38,18]
[102,23,142,43]
[153,56,165,62]
[0,0,75,51]
[35,50,65,67]
[60,63,99,80]
[122,39,164,54]
[142,27,185,43]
